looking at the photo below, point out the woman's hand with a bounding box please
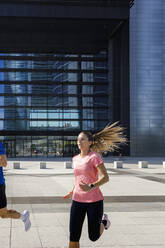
[79,181,91,192]
[63,191,73,199]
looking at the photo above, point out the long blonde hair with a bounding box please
[81,122,126,153]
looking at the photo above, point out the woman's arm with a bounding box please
[0,155,7,167]
[63,185,75,199]
[79,163,109,192]
[92,163,109,187]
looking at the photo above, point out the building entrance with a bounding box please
[3,136,79,158]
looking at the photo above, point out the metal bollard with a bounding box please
[163,161,165,168]
[113,161,123,169]
[40,162,46,169]
[64,161,72,169]
[13,162,20,169]
[138,161,148,168]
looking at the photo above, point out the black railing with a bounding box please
[0,0,134,8]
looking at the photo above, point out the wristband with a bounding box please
[89,183,95,189]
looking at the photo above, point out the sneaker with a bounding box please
[21,210,31,231]
[21,210,29,221]
[24,216,31,232]
[102,213,111,230]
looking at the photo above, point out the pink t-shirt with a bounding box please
[72,151,104,203]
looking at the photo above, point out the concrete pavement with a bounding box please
[1,157,165,248]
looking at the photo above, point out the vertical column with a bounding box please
[109,20,130,155]
[108,39,113,123]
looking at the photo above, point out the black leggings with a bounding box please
[70,200,103,242]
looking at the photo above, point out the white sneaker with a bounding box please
[102,213,111,230]
[24,217,31,232]
[21,210,29,221]
[21,210,31,231]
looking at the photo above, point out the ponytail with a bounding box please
[81,122,126,153]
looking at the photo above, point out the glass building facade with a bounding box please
[130,0,165,156]
[0,52,111,157]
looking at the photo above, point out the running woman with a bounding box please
[63,122,126,248]
[0,141,31,231]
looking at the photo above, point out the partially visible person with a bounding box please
[0,141,31,231]
[63,122,126,248]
